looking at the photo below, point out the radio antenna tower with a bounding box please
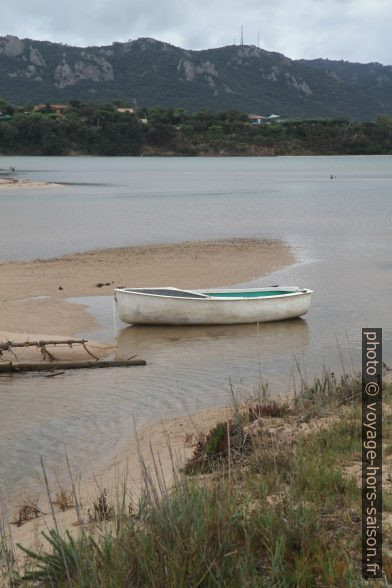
[240,25,244,46]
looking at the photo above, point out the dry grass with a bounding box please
[52,487,74,512]
[12,498,42,528]
[87,489,114,522]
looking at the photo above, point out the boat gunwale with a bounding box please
[114,287,314,301]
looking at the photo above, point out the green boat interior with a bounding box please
[121,289,296,299]
[203,290,293,298]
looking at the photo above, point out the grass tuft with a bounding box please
[53,487,74,512]
[13,498,42,528]
[88,488,114,522]
[248,400,290,420]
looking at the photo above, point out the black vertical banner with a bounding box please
[362,328,382,579]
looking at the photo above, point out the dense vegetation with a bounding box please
[0,100,392,157]
[2,372,392,585]
[1,35,392,120]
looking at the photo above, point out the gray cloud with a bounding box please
[1,0,391,64]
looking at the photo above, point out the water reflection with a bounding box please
[0,317,310,512]
[116,318,310,359]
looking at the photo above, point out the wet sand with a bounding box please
[0,330,113,363]
[0,238,295,338]
[9,403,233,555]
[0,178,61,189]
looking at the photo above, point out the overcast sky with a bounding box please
[1,0,391,64]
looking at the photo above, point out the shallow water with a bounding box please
[0,155,391,507]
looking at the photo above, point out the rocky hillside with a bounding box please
[1,35,392,119]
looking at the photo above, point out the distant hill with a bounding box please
[1,35,392,120]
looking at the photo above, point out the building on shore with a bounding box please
[248,114,267,125]
[33,104,69,116]
[116,107,135,114]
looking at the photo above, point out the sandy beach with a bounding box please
[0,177,61,189]
[8,402,234,553]
[0,238,295,340]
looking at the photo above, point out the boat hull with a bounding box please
[114,287,313,326]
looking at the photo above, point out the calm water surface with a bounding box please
[0,155,391,508]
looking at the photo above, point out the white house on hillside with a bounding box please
[248,114,267,125]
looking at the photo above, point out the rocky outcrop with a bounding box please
[284,73,313,95]
[29,47,46,67]
[262,66,279,82]
[0,35,25,57]
[376,75,392,87]
[178,59,218,82]
[54,56,114,88]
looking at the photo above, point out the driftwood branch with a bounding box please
[0,338,103,363]
[40,344,56,362]
[0,339,88,352]
[0,360,146,373]
[82,343,100,361]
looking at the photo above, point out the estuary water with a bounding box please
[0,155,391,506]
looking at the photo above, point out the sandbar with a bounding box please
[0,238,295,339]
[0,177,61,189]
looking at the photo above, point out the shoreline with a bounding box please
[1,237,296,551]
[7,369,392,565]
[0,177,62,189]
[0,238,295,340]
[7,402,234,552]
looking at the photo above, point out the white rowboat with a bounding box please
[114,286,313,326]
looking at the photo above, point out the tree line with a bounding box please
[0,99,391,156]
